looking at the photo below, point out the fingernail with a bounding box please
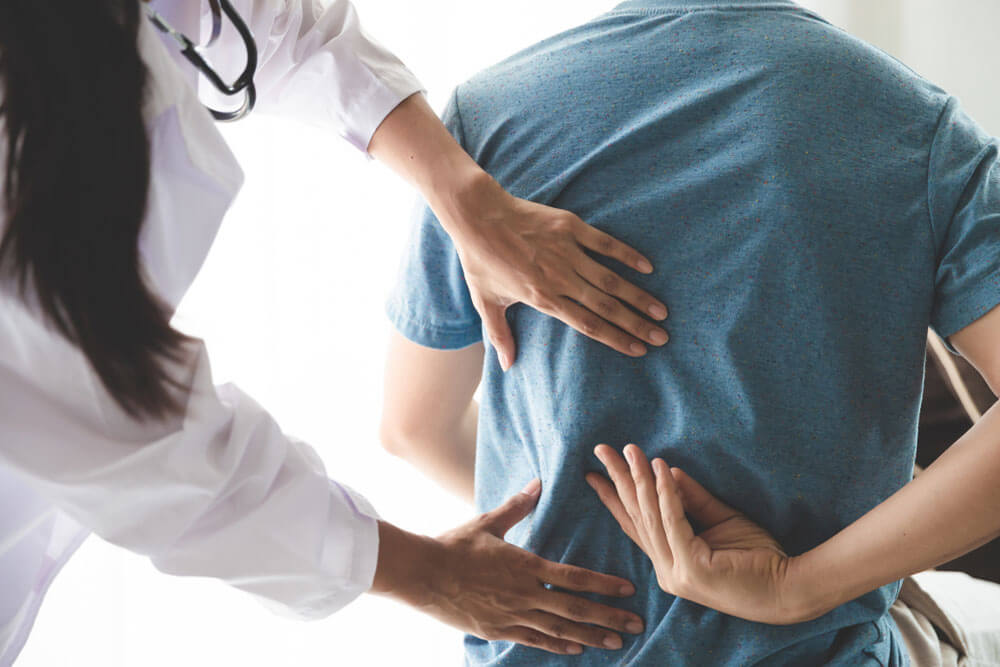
[649,304,668,320]
[650,330,668,345]
[625,448,636,465]
[604,635,623,650]
[520,479,542,498]
[619,583,635,596]
[499,352,511,372]
[630,343,646,355]
[637,259,654,274]
[626,620,644,634]
[566,644,583,655]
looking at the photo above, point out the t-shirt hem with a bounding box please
[931,264,1000,352]
[386,301,483,350]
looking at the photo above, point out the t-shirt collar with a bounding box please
[613,0,802,12]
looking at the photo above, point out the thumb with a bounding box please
[670,468,740,528]
[480,479,542,538]
[480,300,517,372]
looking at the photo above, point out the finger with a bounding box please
[479,300,516,372]
[593,445,643,532]
[534,590,645,637]
[669,467,741,527]
[480,479,542,537]
[585,473,642,547]
[500,626,584,656]
[653,459,698,564]
[535,556,637,598]
[575,258,668,322]
[573,282,669,348]
[518,611,627,650]
[625,446,673,567]
[550,298,648,357]
[574,221,654,274]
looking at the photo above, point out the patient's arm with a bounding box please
[589,303,1000,625]
[380,332,484,503]
[787,303,1000,617]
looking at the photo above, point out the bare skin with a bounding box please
[588,303,1000,625]
[369,94,670,370]
[370,480,644,655]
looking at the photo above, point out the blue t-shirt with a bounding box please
[387,1,1000,664]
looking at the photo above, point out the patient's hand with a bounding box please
[588,444,799,625]
[373,479,645,655]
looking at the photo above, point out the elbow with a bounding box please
[379,416,418,461]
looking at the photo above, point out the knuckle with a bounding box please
[565,600,588,621]
[523,629,545,646]
[600,273,621,293]
[595,299,618,317]
[579,317,602,336]
[555,216,576,233]
[520,553,542,573]
[535,295,558,313]
[549,623,569,638]
[596,236,615,254]
[470,616,496,639]
[567,568,590,588]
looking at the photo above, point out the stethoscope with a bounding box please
[142,0,258,122]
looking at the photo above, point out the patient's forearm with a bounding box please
[788,400,1000,620]
[384,402,478,504]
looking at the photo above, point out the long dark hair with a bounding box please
[0,0,189,419]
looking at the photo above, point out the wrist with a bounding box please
[370,521,444,607]
[782,551,842,623]
[424,163,500,239]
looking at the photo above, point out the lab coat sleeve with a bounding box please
[205,0,424,151]
[0,297,379,619]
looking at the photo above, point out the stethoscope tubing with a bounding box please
[143,0,258,122]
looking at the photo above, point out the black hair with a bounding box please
[0,0,189,419]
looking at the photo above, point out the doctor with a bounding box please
[0,0,665,663]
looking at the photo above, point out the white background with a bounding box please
[17,1,1000,666]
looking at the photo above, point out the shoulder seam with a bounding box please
[926,96,957,262]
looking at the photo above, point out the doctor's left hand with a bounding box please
[372,480,645,655]
[368,94,669,371]
[442,172,671,370]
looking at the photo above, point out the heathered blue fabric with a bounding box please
[387,0,1000,664]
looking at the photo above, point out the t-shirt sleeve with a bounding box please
[386,92,483,350]
[928,97,1000,347]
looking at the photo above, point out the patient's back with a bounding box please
[390,0,1000,664]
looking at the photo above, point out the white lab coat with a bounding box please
[0,2,422,664]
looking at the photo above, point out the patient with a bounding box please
[381,0,1000,663]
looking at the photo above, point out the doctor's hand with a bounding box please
[372,480,644,655]
[441,174,670,370]
[368,94,669,371]
[587,445,800,626]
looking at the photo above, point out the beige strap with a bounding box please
[927,331,982,424]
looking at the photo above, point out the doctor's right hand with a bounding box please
[371,480,644,655]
